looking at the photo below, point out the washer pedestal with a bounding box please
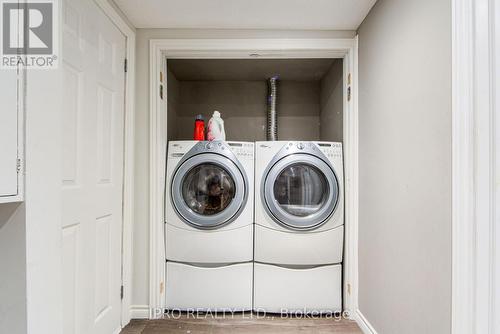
[166,261,253,311]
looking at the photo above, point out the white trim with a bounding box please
[150,38,355,59]
[149,39,165,317]
[130,305,150,319]
[353,309,378,334]
[493,3,500,334]
[121,36,136,328]
[149,38,359,316]
[452,0,499,333]
[451,0,475,332]
[16,65,25,203]
[342,35,359,313]
[94,0,135,38]
[93,0,136,328]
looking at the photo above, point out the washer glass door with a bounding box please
[182,163,236,216]
[172,153,246,229]
[264,155,339,230]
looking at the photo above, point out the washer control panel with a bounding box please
[168,141,191,158]
[317,142,343,159]
[186,141,253,158]
[227,141,254,158]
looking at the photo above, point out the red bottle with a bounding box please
[193,114,205,141]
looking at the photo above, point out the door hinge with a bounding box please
[347,72,352,102]
[120,285,124,300]
[124,59,128,73]
[16,158,21,173]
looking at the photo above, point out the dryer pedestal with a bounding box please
[253,263,342,314]
[254,224,344,265]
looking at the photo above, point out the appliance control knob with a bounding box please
[297,142,304,150]
[205,142,214,150]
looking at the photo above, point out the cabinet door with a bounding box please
[0,69,19,199]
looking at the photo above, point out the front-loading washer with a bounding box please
[254,141,344,313]
[165,140,254,311]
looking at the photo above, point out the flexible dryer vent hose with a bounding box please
[267,76,278,141]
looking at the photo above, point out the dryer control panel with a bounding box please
[279,141,342,160]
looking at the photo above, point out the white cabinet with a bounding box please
[0,68,23,203]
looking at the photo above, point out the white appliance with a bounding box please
[254,141,344,313]
[165,140,254,311]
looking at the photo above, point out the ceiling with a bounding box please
[113,0,377,30]
[168,59,339,81]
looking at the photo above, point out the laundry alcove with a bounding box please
[162,56,348,313]
[149,38,358,317]
[165,58,344,143]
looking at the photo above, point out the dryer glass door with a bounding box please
[264,154,339,230]
[171,153,247,229]
[273,164,329,217]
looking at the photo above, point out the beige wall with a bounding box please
[0,203,27,334]
[133,28,356,307]
[320,59,343,142]
[357,0,452,333]
[166,67,179,142]
[171,79,320,141]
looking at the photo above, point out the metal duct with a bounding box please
[267,76,278,141]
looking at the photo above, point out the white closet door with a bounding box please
[61,0,126,333]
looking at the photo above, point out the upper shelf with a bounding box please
[167,58,339,82]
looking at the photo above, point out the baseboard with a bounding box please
[130,304,150,319]
[354,309,378,334]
